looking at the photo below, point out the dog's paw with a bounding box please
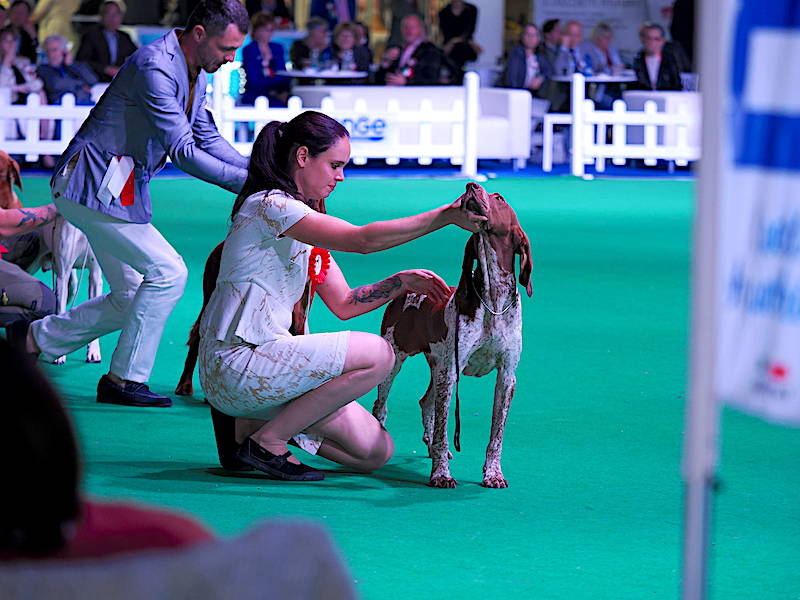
[429,475,458,488]
[481,476,508,489]
[371,408,387,426]
[86,342,101,363]
[53,355,67,365]
[174,381,194,396]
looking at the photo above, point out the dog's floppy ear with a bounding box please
[513,226,533,297]
[455,233,480,317]
[9,155,22,191]
[460,233,478,283]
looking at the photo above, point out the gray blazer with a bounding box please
[52,29,248,224]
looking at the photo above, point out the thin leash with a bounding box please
[452,273,518,453]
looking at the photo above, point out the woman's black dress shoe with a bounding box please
[236,438,324,481]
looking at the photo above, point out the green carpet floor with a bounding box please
[16,175,800,599]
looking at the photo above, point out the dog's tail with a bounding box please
[185,241,225,347]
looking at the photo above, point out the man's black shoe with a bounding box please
[97,374,172,407]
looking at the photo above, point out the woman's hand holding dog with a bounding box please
[443,197,487,233]
[397,269,452,307]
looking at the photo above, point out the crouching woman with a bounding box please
[198,111,485,481]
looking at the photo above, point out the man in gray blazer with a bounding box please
[24,0,251,407]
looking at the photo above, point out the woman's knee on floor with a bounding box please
[359,427,394,472]
[341,425,394,473]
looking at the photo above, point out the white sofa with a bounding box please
[291,84,532,166]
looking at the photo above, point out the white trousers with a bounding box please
[32,185,188,382]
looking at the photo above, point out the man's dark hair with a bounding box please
[185,0,250,37]
[542,19,560,35]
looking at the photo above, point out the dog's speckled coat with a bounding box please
[373,182,533,488]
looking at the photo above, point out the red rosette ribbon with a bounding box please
[308,247,331,288]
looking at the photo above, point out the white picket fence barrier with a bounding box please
[0,92,92,162]
[212,66,480,175]
[569,73,701,176]
[0,69,480,177]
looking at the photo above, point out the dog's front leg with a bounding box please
[419,374,435,456]
[429,360,457,488]
[421,355,452,459]
[372,346,406,426]
[85,256,103,363]
[51,218,80,364]
[482,367,516,488]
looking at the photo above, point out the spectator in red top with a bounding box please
[0,337,214,560]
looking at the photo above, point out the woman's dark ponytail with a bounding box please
[231,111,349,219]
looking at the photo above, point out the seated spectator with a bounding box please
[331,21,371,73]
[352,20,370,51]
[583,22,624,109]
[0,197,58,336]
[0,25,44,139]
[375,13,446,86]
[0,336,215,561]
[536,19,569,111]
[245,0,292,28]
[310,0,355,31]
[501,23,544,96]
[76,0,138,83]
[37,34,98,106]
[289,17,332,71]
[557,20,590,76]
[536,19,560,76]
[386,0,418,47]
[583,22,623,75]
[631,22,684,91]
[30,0,80,49]
[7,1,36,64]
[240,11,290,106]
[438,0,480,84]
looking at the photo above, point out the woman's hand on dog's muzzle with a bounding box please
[444,197,487,233]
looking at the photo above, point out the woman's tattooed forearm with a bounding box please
[15,206,55,228]
[348,275,402,304]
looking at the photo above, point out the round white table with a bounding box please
[551,73,637,83]
[277,70,368,80]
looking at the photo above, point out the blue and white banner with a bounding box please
[717,0,800,425]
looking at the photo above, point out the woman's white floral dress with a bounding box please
[198,190,349,453]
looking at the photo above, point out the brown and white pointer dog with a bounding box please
[372,182,533,488]
[0,150,103,363]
